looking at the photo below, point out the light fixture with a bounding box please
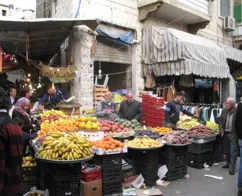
[98,61,102,79]
[28,73,31,77]
[57,68,60,72]
[27,78,30,82]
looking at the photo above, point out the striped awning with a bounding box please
[141,27,229,78]
[219,43,242,79]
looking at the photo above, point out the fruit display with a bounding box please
[91,137,125,150]
[126,138,162,148]
[153,127,172,135]
[188,125,217,137]
[37,131,92,160]
[158,131,192,145]
[106,131,135,138]
[37,116,100,138]
[40,109,67,122]
[83,109,96,114]
[135,130,160,138]
[177,119,200,130]
[114,119,142,129]
[206,121,219,133]
[99,120,130,133]
[22,156,37,167]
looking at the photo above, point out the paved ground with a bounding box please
[158,160,239,196]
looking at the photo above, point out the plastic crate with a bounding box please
[144,176,158,186]
[81,167,102,182]
[128,148,160,166]
[135,164,158,177]
[22,179,37,194]
[160,145,188,160]
[122,159,136,178]
[188,151,213,169]
[188,141,214,154]
[213,153,224,163]
[22,166,37,180]
[102,168,122,182]
[165,166,187,181]
[164,155,188,170]
[94,154,122,170]
[102,180,122,195]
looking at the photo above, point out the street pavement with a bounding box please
[158,160,239,196]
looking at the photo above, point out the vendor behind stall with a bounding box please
[12,97,34,133]
[164,91,196,129]
[39,85,68,109]
[96,91,117,120]
[118,92,143,122]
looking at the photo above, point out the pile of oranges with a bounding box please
[91,137,125,150]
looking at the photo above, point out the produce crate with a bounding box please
[128,148,160,166]
[102,180,122,195]
[144,175,159,186]
[122,160,136,179]
[81,167,102,182]
[160,145,188,160]
[102,168,122,182]
[22,166,37,193]
[22,180,37,194]
[165,166,187,181]
[94,154,122,170]
[188,151,213,169]
[135,164,158,177]
[213,143,224,163]
[164,155,188,170]
[188,141,214,154]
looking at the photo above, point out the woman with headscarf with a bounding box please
[12,97,33,133]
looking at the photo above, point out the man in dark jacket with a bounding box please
[236,99,242,196]
[0,87,23,196]
[119,92,143,121]
[219,97,238,175]
[164,91,196,129]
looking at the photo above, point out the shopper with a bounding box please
[0,87,23,196]
[236,100,242,195]
[9,87,17,105]
[219,97,238,175]
[164,91,196,129]
[96,91,117,120]
[20,87,32,100]
[119,92,143,121]
[12,97,33,133]
[39,85,68,108]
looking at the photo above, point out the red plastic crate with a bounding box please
[81,168,102,182]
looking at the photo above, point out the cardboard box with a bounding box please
[81,179,102,196]
[92,146,128,155]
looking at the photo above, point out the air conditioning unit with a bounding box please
[224,16,235,31]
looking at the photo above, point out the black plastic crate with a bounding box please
[165,166,187,181]
[22,179,37,194]
[213,153,224,163]
[22,166,37,180]
[103,180,122,195]
[122,160,136,178]
[188,151,213,169]
[135,164,158,177]
[188,142,214,154]
[128,148,160,166]
[49,175,81,196]
[160,145,188,160]
[164,155,188,170]
[102,168,122,182]
[214,143,223,152]
[94,154,122,170]
[144,176,158,186]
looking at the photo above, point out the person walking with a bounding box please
[219,97,238,175]
[236,98,242,195]
[0,87,23,196]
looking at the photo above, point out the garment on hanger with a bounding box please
[167,86,173,102]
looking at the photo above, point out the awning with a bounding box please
[96,28,133,46]
[219,44,242,79]
[142,27,229,78]
[0,18,98,62]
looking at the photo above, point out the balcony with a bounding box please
[138,0,210,25]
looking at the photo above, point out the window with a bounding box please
[2,10,6,16]
[220,0,231,17]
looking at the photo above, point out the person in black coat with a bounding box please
[12,97,33,133]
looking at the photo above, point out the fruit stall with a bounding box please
[22,103,223,196]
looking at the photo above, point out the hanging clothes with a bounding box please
[179,75,194,87]
[167,86,173,102]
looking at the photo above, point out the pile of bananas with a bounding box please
[206,121,219,133]
[126,138,162,148]
[37,131,92,160]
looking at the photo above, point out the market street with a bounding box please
[160,160,239,196]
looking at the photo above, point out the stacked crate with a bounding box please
[141,95,165,127]
[94,154,123,195]
[213,135,224,163]
[93,86,109,109]
[188,141,215,169]
[160,145,188,181]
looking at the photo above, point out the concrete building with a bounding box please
[36,0,237,109]
[0,3,10,18]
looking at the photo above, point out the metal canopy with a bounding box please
[0,18,98,61]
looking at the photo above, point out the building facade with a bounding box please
[36,0,236,109]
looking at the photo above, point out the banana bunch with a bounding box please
[126,138,161,148]
[37,131,92,160]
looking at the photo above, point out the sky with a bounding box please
[0,0,36,10]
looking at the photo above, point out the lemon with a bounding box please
[80,122,86,129]
[91,123,98,129]
[80,116,87,122]
[91,117,97,122]
[86,121,92,125]
[85,124,92,130]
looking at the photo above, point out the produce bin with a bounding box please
[81,167,102,182]
[94,154,122,170]
[22,166,37,193]
[188,151,213,169]
[160,145,188,160]
[188,141,214,154]
[165,166,187,181]
[102,180,122,195]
